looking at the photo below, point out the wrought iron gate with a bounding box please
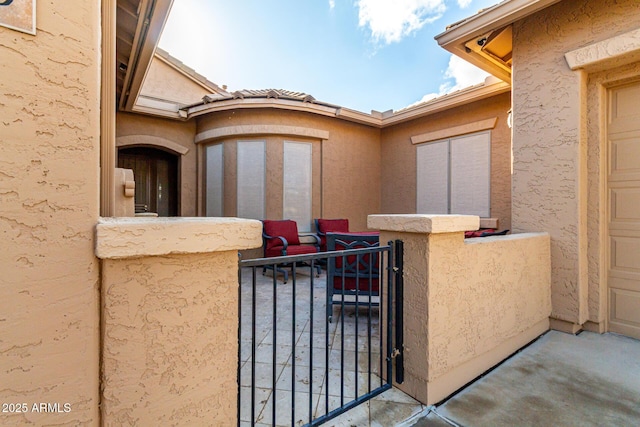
[238,240,404,426]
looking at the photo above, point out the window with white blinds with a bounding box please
[283,141,312,232]
[237,140,265,220]
[205,143,223,217]
[416,131,490,217]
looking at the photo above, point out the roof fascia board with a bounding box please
[121,0,174,111]
[382,80,510,126]
[185,81,509,128]
[187,98,346,119]
[435,0,562,47]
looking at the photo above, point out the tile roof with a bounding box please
[199,88,338,108]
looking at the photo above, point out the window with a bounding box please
[417,131,490,217]
[237,140,266,220]
[205,143,223,217]
[283,141,312,232]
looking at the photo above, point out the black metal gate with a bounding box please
[238,240,404,426]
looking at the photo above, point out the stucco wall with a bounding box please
[197,109,381,231]
[371,215,550,405]
[96,216,262,425]
[381,93,512,231]
[116,112,198,216]
[141,57,212,105]
[0,2,100,425]
[101,251,238,425]
[512,0,640,326]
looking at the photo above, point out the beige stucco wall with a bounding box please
[141,56,212,106]
[101,251,238,425]
[197,109,381,232]
[370,215,551,405]
[97,217,262,425]
[116,112,198,216]
[381,93,512,231]
[512,0,640,327]
[0,2,101,425]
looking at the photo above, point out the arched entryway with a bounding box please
[118,147,178,216]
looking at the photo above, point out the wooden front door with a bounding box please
[118,147,178,217]
[607,81,640,339]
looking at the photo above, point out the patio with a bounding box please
[405,330,640,427]
[239,265,425,426]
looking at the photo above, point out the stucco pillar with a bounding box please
[369,214,551,405]
[95,217,262,425]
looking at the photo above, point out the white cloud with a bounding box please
[457,0,473,7]
[356,0,446,45]
[405,54,490,108]
[329,0,335,10]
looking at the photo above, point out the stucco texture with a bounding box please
[0,2,100,425]
[197,109,381,232]
[141,56,212,105]
[381,93,512,231]
[426,233,551,378]
[380,226,550,405]
[101,251,239,426]
[116,112,198,216]
[512,0,640,325]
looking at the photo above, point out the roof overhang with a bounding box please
[116,0,174,112]
[185,77,510,129]
[435,0,563,83]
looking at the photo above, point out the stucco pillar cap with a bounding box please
[368,214,479,234]
[96,217,263,259]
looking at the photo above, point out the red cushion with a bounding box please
[465,229,496,238]
[263,220,301,250]
[317,219,350,251]
[265,244,317,257]
[317,218,349,234]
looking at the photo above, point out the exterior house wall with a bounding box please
[381,93,512,231]
[0,2,101,425]
[116,112,198,216]
[512,0,640,327]
[196,109,381,232]
[141,57,212,105]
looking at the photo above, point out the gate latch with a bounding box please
[390,348,401,359]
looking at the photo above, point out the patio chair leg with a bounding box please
[277,266,288,284]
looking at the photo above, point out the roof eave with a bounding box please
[384,78,511,126]
[435,0,563,81]
[120,0,175,112]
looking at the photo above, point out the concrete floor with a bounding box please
[404,330,640,427]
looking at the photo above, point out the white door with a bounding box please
[608,81,640,339]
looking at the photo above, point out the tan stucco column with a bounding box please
[369,214,551,405]
[95,217,261,425]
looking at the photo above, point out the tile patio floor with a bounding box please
[239,265,424,426]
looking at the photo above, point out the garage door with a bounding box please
[608,81,640,339]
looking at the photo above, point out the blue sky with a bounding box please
[159,0,498,113]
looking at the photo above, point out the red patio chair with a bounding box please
[315,218,350,252]
[262,219,321,283]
